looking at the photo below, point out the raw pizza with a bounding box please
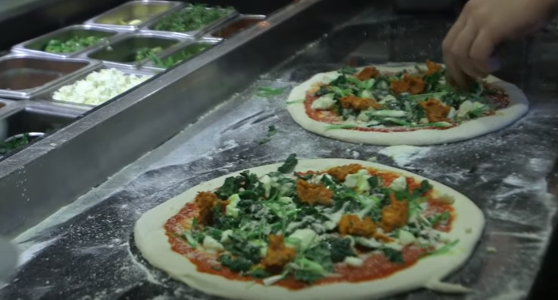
[286,60,529,145]
[135,155,485,300]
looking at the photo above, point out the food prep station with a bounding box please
[0,0,557,299]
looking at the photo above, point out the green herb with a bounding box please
[154,4,233,32]
[428,211,451,226]
[259,125,277,144]
[382,248,404,264]
[430,239,459,256]
[256,87,287,98]
[277,154,297,174]
[247,268,270,279]
[44,36,103,53]
[324,124,357,130]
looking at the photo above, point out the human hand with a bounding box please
[442,0,558,88]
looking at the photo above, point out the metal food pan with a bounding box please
[142,4,238,37]
[208,14,266,39]
[12,25,122,59]
[0,53,101,100]
[83,32,184,68]
[141,37,221,70]
[33,63,157,109]
[84,1,184,31]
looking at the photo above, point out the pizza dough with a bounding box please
[134,159,485,300]
[286,63,529,145]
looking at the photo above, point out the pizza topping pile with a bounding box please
[305,60,509,130]
[168,155,458,287]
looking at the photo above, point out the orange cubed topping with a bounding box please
[425,59,442,75]
[296,180,334,206]
[355,67,379,81]
[194,191,220,226]
[390,73,425,95]
[381,193,409,233]
[326,164,363,181]
[339,95,382,111]
[261,235,297,274]
[338,214,377,237]
[419,98,451,123]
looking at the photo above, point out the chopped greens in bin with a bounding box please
[150,44,211,68]
[154,4,234,33]
[175,154,459,285]
[135,46,163,62]
[0,133,35,155]
[44,36,104,53]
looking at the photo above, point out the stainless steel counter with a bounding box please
[0,0,557,299]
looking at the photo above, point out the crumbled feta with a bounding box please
[311,94,336,110]
[371,110,407,117]
[52,68,150,105]
[389,176,407,191]
[344,256,364,267]
[203,236,224,252]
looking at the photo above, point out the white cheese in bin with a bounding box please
[52,68,150,106]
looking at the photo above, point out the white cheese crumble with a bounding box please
[344,256,364,267]
[389,176,407,191]
[52,68,150,106]
[311,94,336,110]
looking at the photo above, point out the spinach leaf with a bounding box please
[413,180,432,197]
[248,268,270,279]
[215,176,243,199]
[327,237,356,263]
[278,154,298,174]
[225,235,262,263]
[218,254,253,272]
[382,248,404,264]
[367,175,380,189]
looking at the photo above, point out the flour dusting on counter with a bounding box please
[379,145,431,166]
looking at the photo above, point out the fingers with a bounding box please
[443,16,468,88]
[470,29,496,75]
[452,21,484,78]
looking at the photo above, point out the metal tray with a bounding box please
[84,0,184,31]
[142,4,239,37]
[0,53,101,100]
[33,63,157,109]
[83,31,184,68]
[11,25,123,59]
[141,37,221,69]
[208,14,266,39]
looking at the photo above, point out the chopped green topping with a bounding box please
[44,36,103,53]
[154,4,233,32]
